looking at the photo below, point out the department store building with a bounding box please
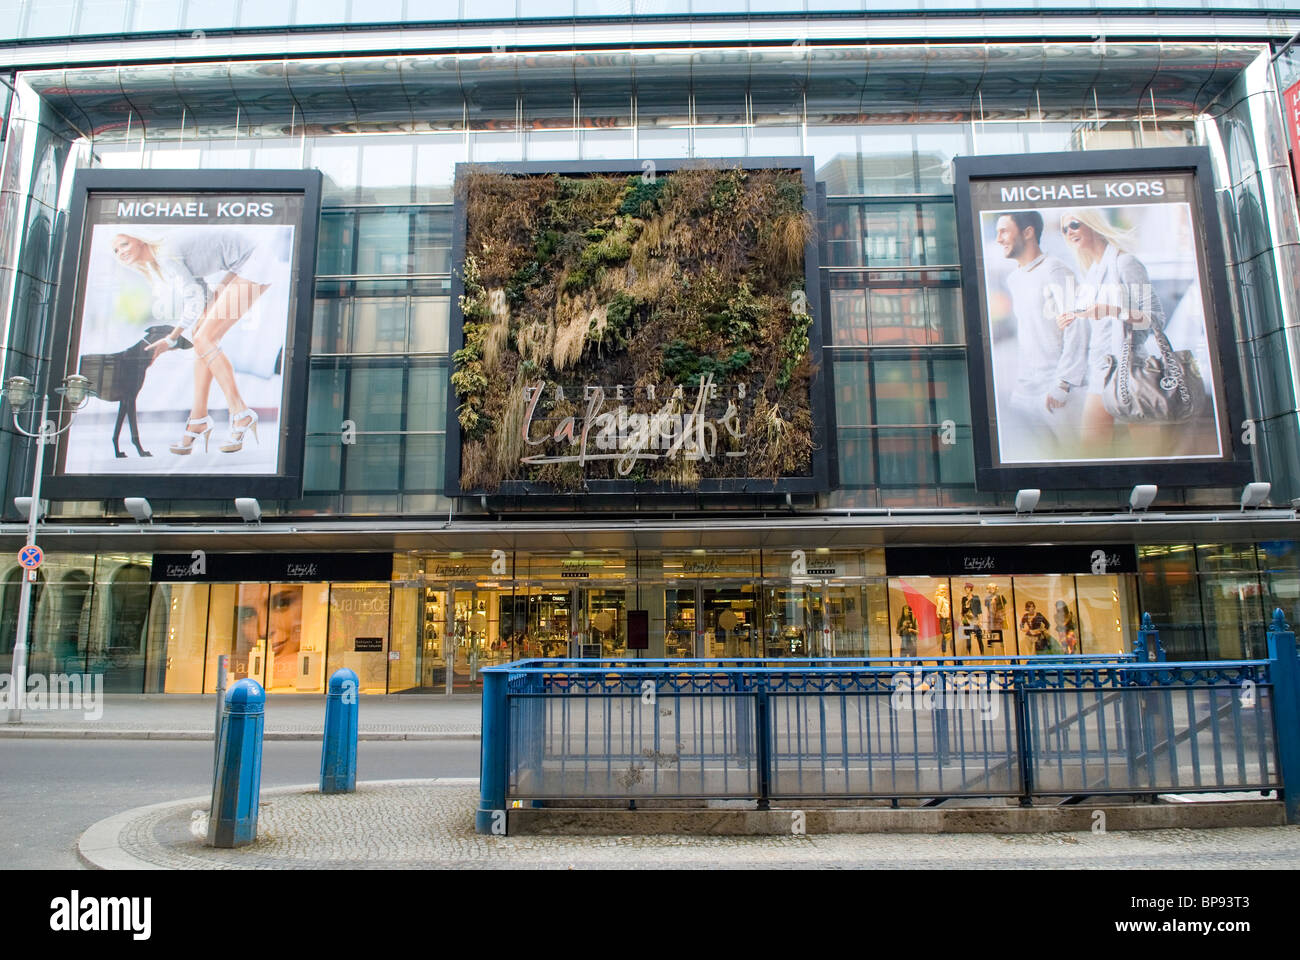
[1,2,1299,696]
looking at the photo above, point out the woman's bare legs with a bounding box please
[191,278,269,427]
[1082,394,1115,455]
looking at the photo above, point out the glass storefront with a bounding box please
[1,542,1294,693]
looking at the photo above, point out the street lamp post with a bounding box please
[4,372,91,723]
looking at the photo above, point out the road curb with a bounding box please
[0,729,479,741]
[76,778,478,870]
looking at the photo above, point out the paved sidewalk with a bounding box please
[78,780,1300,869]
[0,695,481,740]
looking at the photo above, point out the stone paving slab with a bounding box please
[1,694,481,739]
[77,780,1300,870]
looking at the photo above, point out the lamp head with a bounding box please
[4,375,32,408]
[59,374,93,407]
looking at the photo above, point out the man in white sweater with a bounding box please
[994,211,1088,457]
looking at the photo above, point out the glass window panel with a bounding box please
[76,0,129,34]
[306,365,348,433]
[204,583,267,693]
[809,129,865,194]
[403,435,445,492]
[265,583,328,694]
[309,142,360,204]
[836,429,873,487]
[358,141,415,204]
[345,435,401,490]
[409,297,450,353]
[825,203,862,267]
[920,202,958,265]
[312,297,348,353]
[471,132,523,163]
[1075,574,1131,657]
[348,0,402,21]
[239,0,293,27]
[871,355,930,425]
[350,298,408,353]
[348,367,404,432]
[886,576,953,656]
[930,355,971,426]
[833,360,871,427]
[829,274,868,345]
[412,210,452,275]
[937,426,975,485]
[914,126,967,193]
[355,211,411,275]
[863,204,912,267]
[131,0,185,30]
[929,285,964,343]
[24,0,76,36]
[326,584,391,694]
[637,127,690,159]
[1010,575,1078,655]
[692,126,747,158]
[868,287,929,345]
[861,130,917,195]
[875,428,936,487]
[581,128,635,160]
[749,125,802,156]
[1137,545,1206,660]
[294,0,347,22]
[414,136,465,204]
[406,364,448,432]
[527,129,580,161]
[304,435,343,491]
[1200,572,1266,660]
[316,210,355,275]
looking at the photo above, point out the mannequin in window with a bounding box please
[896,604,918,658]
[960,582,983,654]
[934,583,952,654]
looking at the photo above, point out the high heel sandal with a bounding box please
[220,408,259,453]
[169,416,214,455]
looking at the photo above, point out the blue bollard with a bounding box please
[321,668,359,794]
[208,678,266,848]
[1266,608,1300,825]
[476,668,509,835]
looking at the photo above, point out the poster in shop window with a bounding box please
[952,148,1251,491]
[44,169,321,500]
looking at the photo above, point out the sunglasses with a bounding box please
[1062,220,1084,232]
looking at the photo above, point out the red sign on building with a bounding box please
[1286,78,1300,195]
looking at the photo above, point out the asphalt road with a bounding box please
[0,739,481,870]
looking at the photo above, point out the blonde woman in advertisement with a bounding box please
[111,229,273,455]
[1053,208,1167,456]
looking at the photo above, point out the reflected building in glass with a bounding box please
[1,3,1299,693]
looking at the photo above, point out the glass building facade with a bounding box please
[1,6,1299,693]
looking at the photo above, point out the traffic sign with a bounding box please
[17,545,42,569]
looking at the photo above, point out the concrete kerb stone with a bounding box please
[77,778,479,870]
[506,800,1287,836]
[0,729,480,741]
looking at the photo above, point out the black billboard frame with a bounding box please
[443,156,831,499]
[42,168,322,501]
[952,147,1254,492]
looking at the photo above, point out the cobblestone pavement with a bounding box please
[80,781,1300,870]
[1,694,481,739]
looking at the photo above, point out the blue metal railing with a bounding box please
[475,612,1300,833]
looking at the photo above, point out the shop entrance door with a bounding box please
[450,586,502,694]
[700,584,759,658]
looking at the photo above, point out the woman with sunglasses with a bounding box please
[1054,208,1167,456]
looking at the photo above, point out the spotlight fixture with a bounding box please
[124,497,153,524]
[234,497,262,524]
[1129,484,1158,513]
[1014,489,1041,514]
[1240,481,1271,510]
[13,497,46,521]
